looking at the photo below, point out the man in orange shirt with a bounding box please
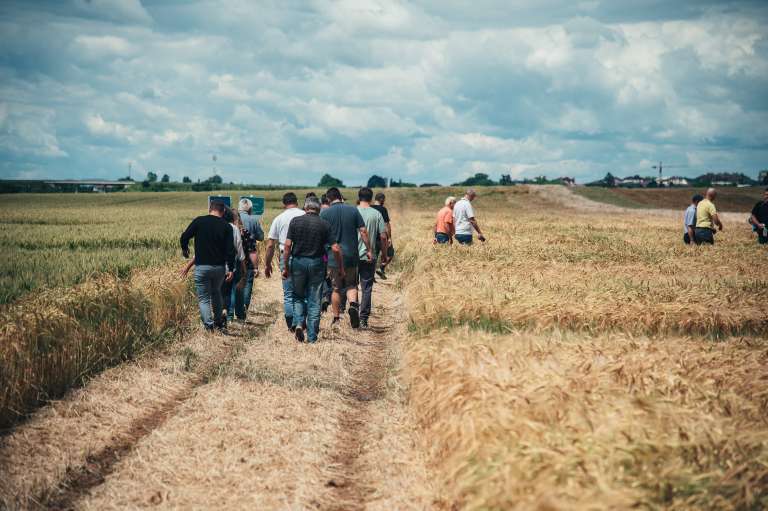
[434,196,456,244]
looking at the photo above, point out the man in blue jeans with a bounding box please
[282,196,343,342]
[264,192,305,330]
[452,189,487,245]
[180,200,235,332]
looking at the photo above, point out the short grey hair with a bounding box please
[466,188,476,198]
[304,196,321,211]
[238,198,253,212]
[445,196,456,206]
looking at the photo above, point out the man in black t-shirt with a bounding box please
[283,196,343,342]
[180,200,235,331]
[750,188,768,244]
[372,192,393,279]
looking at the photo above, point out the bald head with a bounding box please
[706,187,717,200]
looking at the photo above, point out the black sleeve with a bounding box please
[381,207,390,223]
[224,223,236,271]
[180,217,198,256]
[286,218,296,242]
[753,202,761,217]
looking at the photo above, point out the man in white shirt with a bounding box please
[452,189,486,245]
[264,192,306,330]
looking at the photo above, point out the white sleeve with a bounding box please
[466,202,475,218]
[267,216,280,240]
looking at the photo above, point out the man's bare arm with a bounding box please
[712,213,723,231]
[281,239,292,278]
[359,227,372,259]
[379,233,389,263]
[264,239,276,277]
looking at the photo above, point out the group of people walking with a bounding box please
[432,189,487,245]
[180,188,392,343]
[682,187,768,245]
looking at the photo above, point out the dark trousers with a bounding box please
[694,228,714,245]
[683,232,693,244]
[358,260,376,321]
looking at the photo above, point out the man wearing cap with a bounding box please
[264,192,305,330]
[320,187,372,329]
[683,194,703,244]
[282,196,343,343]
[180,200,236,332]
[238,198,264,314]
[453,189,487,245]
[694,188,723,245]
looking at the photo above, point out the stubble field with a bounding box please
[1,186,767,510]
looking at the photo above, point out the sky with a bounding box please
[1,0,767,185]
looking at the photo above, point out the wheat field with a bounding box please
[1,186,766,509]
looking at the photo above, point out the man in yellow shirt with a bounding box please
[694,188,723,245]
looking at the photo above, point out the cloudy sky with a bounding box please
[1,0,767,185]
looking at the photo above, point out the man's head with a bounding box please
[326,187,342,203]
[321,194,330,208]
[763,187,768,201]
[692,194,704,205]
[375,192,386,205]
[306,192,317,199]
[238,198,253,214]
[209,200,226,217]
[304,196,321,214]
[445,196,457,208]
[465,189,477,201]
[223,207,235,224]
[282,192,298,207]
[358,187,373,203]
[706,187,717,201]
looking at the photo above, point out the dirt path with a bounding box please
[0,275,434,510]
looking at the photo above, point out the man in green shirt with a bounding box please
[357,187,389,329]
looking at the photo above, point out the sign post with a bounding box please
[207,195,231,209]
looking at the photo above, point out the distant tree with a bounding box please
[146,171,158,183]
[141,180,150,188]
[367,174,388,188]
[319,173,344,188]
[452,173,497,187]
[499,174,513,186]
[119,176,134,181]
[206,175,223,184]
[161,174,170,183]
[419,183,441,187]
[182,176,192,183]
[389,178,417,188]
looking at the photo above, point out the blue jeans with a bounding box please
[290,256,325,342]
[455,234,473,245]
[279,256,295,323]
[435,232,451,244]
[223,265,245,321]
[242,268,255,315]
[194,265,226,328]
[358,260,376,321]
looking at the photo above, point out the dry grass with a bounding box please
[391,187,768,510]
[405,329,768,510]
[0,268,193,429]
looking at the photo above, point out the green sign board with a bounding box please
[239,196,265,215]
[208,195,231,208]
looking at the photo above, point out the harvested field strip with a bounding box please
[0,269,194,429]
[74,278,435,511]
[0,301,278,510]
[404,329,768,510]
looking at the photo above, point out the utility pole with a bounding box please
[128,162,132,180]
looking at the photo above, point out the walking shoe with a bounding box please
[321,299,329,313]
[348,303,360,329]
[376,268,387,280]
[295,326,305,342]
[360,319,369,329]
[285,316,295,332]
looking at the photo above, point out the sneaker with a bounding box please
[348,304,360,329]
[376,269,387,280]
[360,319,369,329]
[321,300,329,313]
[285,316,295,332]
[295,326,305,342]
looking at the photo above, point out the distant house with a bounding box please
[659,176,689,187]
[712,180,737,186]
[615,175,649,187]
[559,177,576,187]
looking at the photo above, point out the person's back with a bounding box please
[321,202,364,268]
[436,206,453,234]
[288,214,331,258]
[240,212,264,242]
[357,206,384,261]
[696,198,717,229]
[182,214,234,266]
[453,198,474,235]
[269,207,305,252]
